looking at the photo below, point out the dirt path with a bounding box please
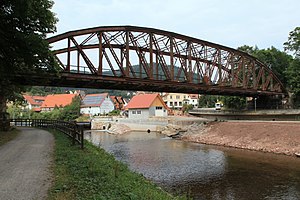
[0,127,54,200]
[182,121,300,156]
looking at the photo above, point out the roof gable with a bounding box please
[126,93,167,109]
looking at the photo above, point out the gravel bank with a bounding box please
[181,121,300,156]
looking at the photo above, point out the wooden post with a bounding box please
[80,125,84,149]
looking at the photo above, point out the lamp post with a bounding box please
[254,98,257,112]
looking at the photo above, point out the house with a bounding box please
[110,96,126,110]
[162,93,200,109]
[80,93,115,116]
[41,94,78,112]
[126,93,168,119]
[23,95,46,112]
[189,94,200,108]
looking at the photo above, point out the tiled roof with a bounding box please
[81,93,108,107]
[126,93,167,109]
[41,94,77,108]
[23,95,45,106]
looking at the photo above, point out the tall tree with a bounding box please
[284,27,300,58]
[0,0,58,114]
[238,45,292,86]
[284,27,300,107]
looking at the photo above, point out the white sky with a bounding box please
[51,0,299,51]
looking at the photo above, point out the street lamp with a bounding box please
[254,97,257,112]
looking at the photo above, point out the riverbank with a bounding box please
[181,121,300,156]
[48,130,185,200]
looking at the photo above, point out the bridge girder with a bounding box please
[45,25,286,96]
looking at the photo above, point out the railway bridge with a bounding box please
[14,26,286,96]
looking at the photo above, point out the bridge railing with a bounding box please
[10,119,84,149]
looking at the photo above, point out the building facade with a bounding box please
[162,93,199,109]
[80,93,115,116]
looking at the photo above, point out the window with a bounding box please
[137,110,141,114]
[170,95,173,99]
[179,102,182,106]
[176,95,180,99]
[156,106,162,110]
[174,102,178,106]
[132,111,136,114]
[184,95,186,99]
[170,102,173,106]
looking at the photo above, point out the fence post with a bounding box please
[80,125,84,149]
[72,125,76,146]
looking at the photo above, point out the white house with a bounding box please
[80,93,115,116]
[126,93,168,119]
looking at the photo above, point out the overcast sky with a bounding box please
[51,0,299,51]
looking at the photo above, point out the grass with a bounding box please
[0,128,19,146]
[48,130,186,200]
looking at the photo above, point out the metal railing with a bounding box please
[10,119,84,149]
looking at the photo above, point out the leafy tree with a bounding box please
[238,45,292,86]
[198,95,218,108]
[255,47,292,86]
[284,27,300,58]
[59,96,81,121]
[181,103,194,114]
[0,0,58,114]
[283,27,300,107]
[285,59,300,107]
[222,96,246,110]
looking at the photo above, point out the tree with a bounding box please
[222,96,246,110]
[198,95,218,108]
[238,45,292,86]
[284,27,300,58]
[181,103,193,114]
[284,27,300,107]
[59,96,81,121]
[0,0,58,114]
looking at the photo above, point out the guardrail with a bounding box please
[10,119,84,149]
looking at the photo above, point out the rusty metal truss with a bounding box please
[45,26,286,96]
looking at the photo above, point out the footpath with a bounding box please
[0,127,54,200]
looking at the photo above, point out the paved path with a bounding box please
[0,127,54,200]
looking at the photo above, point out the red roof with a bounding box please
[23,95,46,106]
[126,93,167,109]
[189,94,199,99]
[41,94,77,108]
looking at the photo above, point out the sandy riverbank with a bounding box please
[181,121,300,156]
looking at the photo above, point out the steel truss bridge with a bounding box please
[29,26,288,96]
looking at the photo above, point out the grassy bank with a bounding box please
[48,130,185,200]
[0,129,19,146]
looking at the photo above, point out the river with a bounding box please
[85,131,300,200]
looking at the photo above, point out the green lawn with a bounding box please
[48,130,186,200]
[0,129,19,146]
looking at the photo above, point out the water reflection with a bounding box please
[86,131,300,200]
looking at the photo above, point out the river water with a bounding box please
[85,131,300,200]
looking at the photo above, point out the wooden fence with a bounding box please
[11,119,84,149]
